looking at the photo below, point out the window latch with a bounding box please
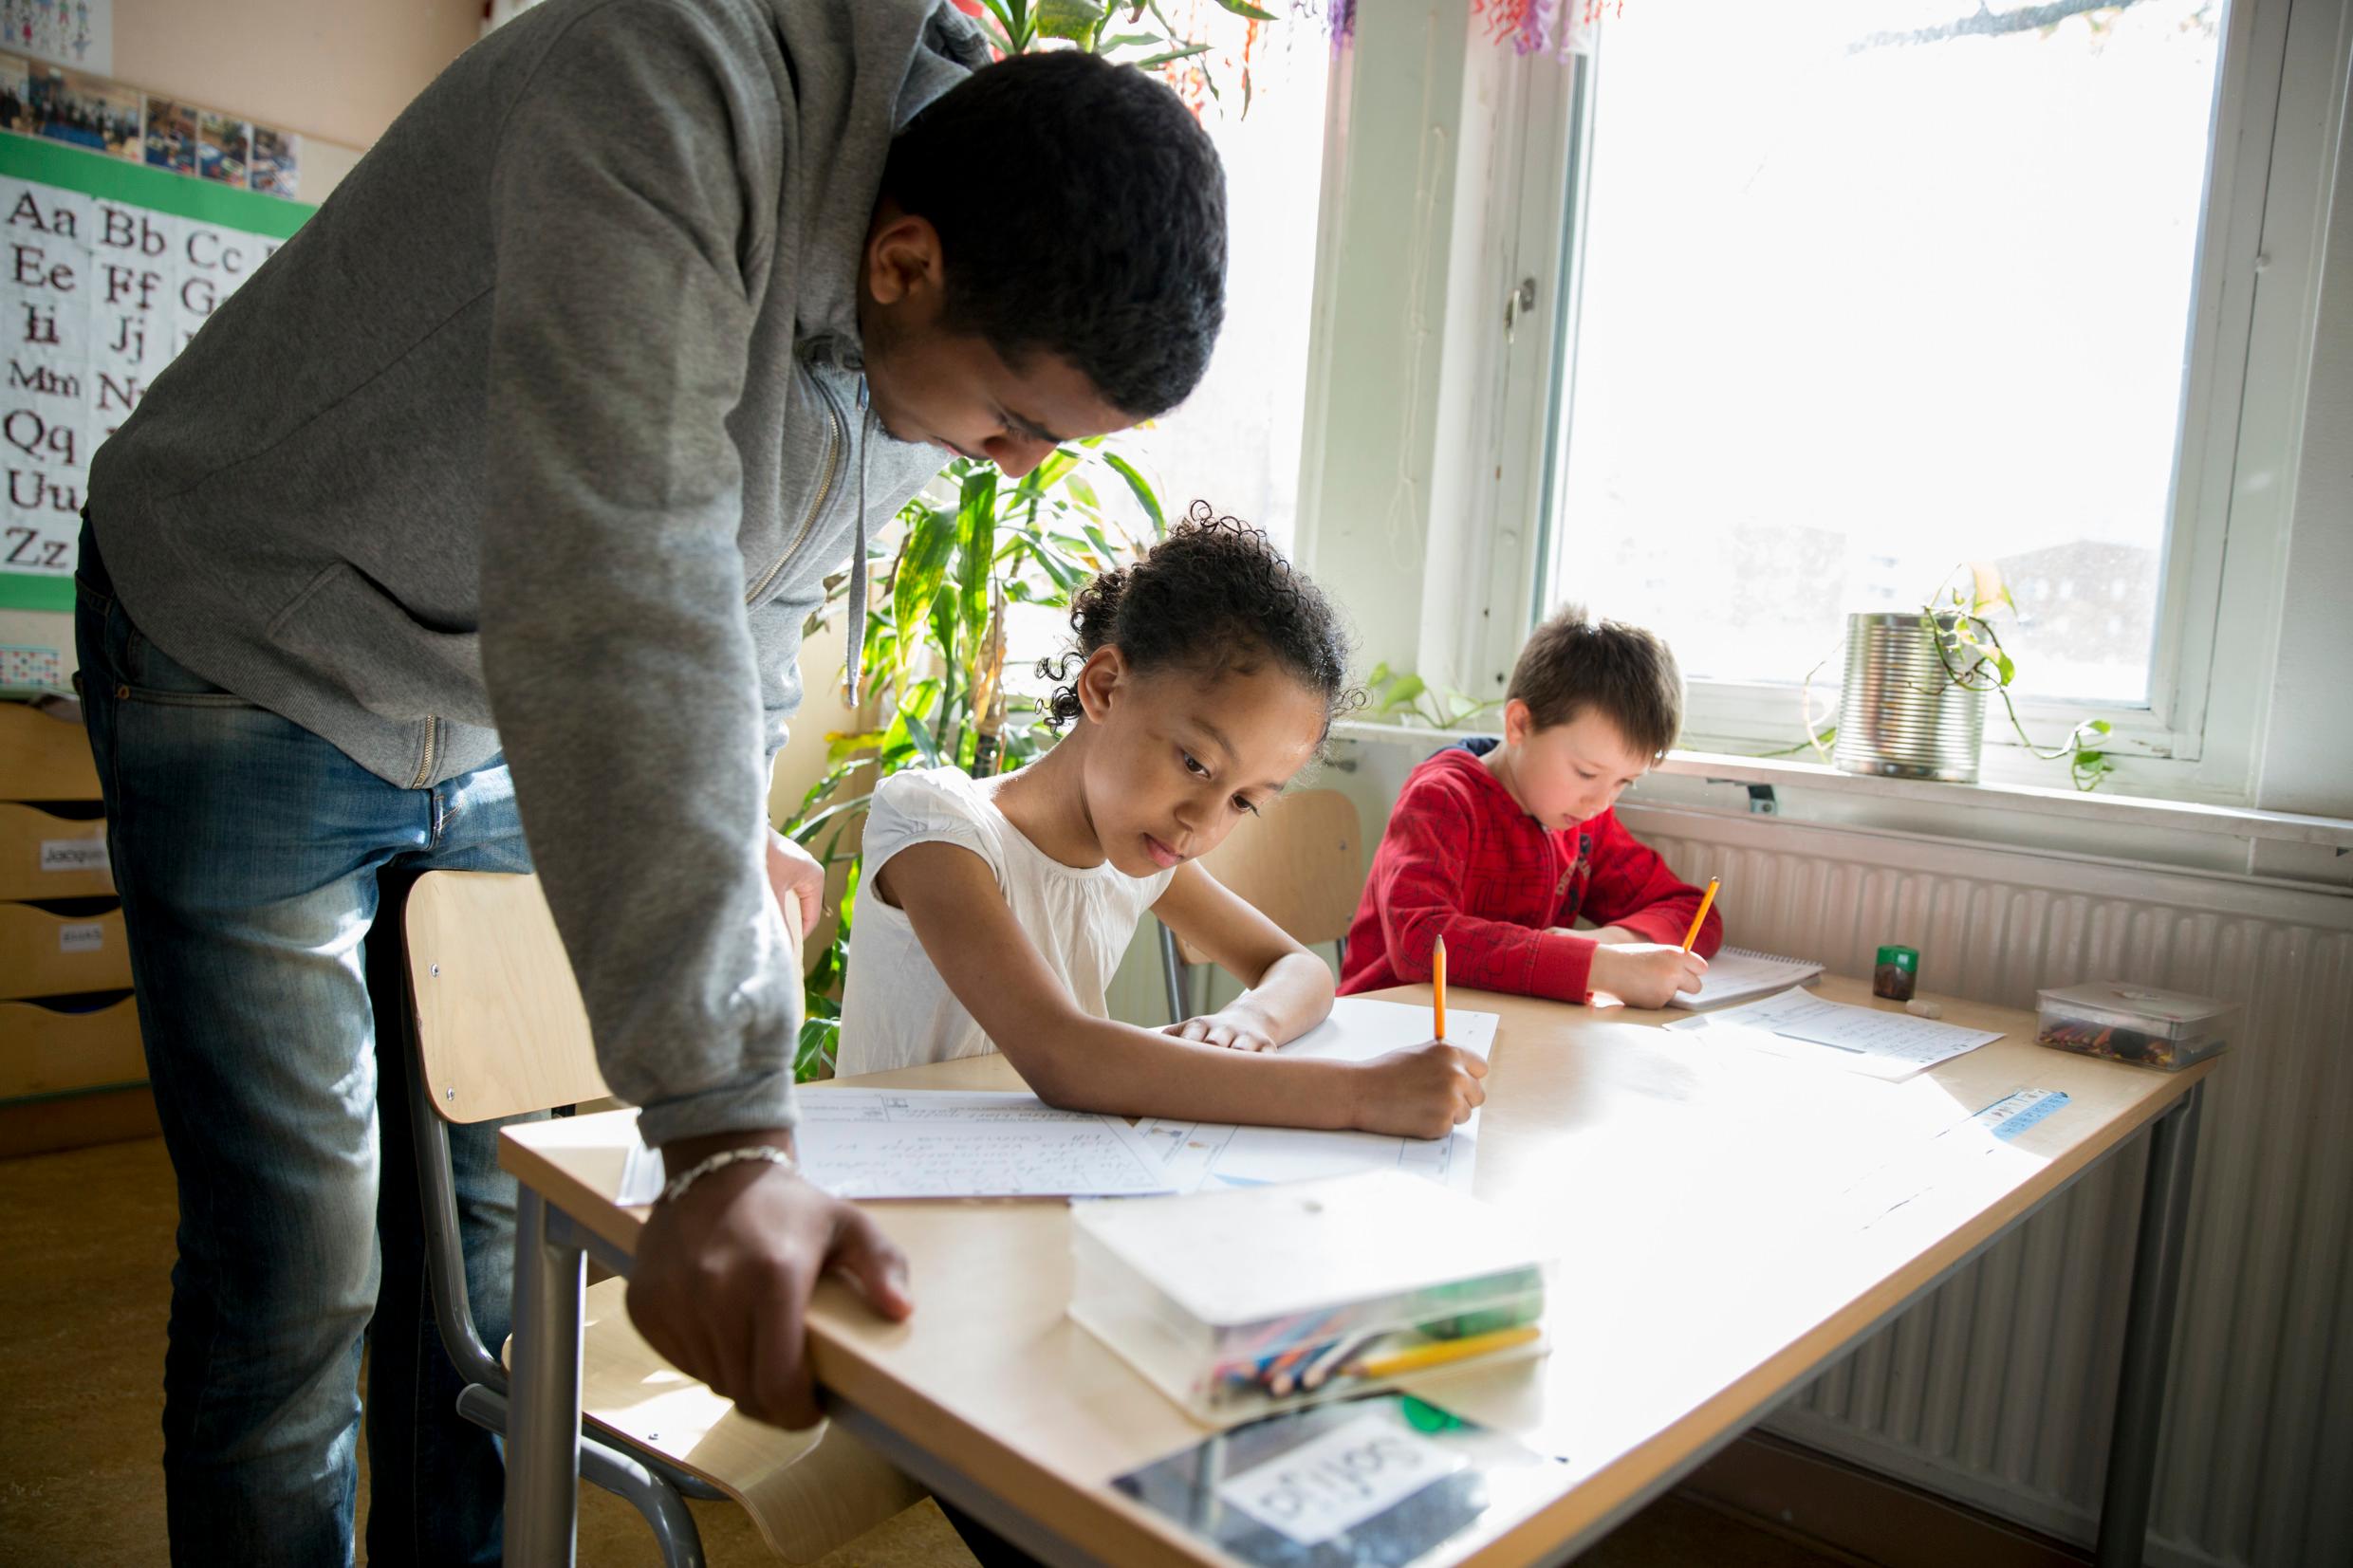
[1504,277,1538,341]
[1707,777,1781,816]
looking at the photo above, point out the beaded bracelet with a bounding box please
[658,1145,799,1206]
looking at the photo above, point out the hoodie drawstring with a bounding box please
[846,379,875,710]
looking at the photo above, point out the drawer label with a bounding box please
[41,838,110,876]
[59,922,104,953]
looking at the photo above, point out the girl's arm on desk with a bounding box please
[878,841,1481,1138]
[1148,859,1333,1053]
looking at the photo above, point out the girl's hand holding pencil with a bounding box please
[1350,1043,1487,1138]
[1338,930,1486,1141]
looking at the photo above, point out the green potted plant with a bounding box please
[779,439,1169,1079]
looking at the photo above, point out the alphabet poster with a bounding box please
[0,132,308,604]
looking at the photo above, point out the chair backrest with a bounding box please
[1174,788,1364,965]
[405,871,609,1124]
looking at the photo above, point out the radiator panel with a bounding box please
[1621,806,2353,1568]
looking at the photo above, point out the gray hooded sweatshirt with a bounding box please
[84,0,982,1146]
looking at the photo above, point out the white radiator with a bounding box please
[1621,803,2353,1568]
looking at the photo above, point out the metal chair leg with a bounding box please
[580,1435,709,1568]
[507,1189,584,1565]
[2094,1084,2205,1568]
[1158,919,1189,1025]
[462,1387,709,1567]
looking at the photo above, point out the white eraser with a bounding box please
[1905,999,1943,1019]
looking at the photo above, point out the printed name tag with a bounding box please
[41,838,110,875]
[59,922,104,953]
[1215,1413,1464,1546]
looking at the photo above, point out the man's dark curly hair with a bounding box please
[1040,501,1361,738]
[881,50,1227,417]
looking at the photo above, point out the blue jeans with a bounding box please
[76,526,533,1566]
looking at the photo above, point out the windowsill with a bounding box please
[1327,719,2353,856]
[1652,748,2353,850]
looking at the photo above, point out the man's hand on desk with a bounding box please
[628,1128,914,1430]
[1588,943,1708,1008]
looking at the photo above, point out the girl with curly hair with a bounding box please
[837,503,1487,1138]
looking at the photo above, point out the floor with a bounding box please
[0,1137,1863,1566]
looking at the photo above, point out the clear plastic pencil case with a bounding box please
[1069,1170,1553,1424]
[2034,982,2236,1071]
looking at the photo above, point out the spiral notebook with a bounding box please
[1668,945,1825,1009]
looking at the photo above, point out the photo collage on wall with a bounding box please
[0,52,298,199]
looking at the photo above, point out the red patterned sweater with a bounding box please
[1339,740,1723,1002]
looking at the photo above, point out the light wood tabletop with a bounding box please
[501,975,2214,1567]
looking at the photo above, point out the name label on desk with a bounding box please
[40,838,109,876]
[59,921,103,953]
[1215,1413,1463,1545]
[1976,1088,2070,1142]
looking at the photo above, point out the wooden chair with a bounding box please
[390,870,925,1566]
[1157,788,1365,1024]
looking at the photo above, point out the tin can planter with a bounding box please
[1832,611,1986,784]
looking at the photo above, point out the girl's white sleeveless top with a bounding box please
[836,766,1176,1077]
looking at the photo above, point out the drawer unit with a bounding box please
[0,803,112,901]
[0,901,133,1000]
[0,994,145,1100]
[0,702,101,802]
[1,699,151,1158]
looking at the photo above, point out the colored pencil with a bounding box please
[1434,934,1448,1042]
[1346,1322,1542,1380]
[1681,877,1721,953]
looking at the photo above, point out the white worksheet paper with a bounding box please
[1664,947,1825,1009]
[617,1090,1176,1202]
[1130,996,1499,1194]
[1661,989,2001,1080]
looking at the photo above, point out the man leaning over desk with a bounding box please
[71,0,1229,1560]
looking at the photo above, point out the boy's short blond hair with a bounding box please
[1508,604,1684,762]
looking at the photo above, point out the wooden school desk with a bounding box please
[499,976,2212,1567]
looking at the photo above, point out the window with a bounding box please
[1542,0,2233,743]
[1006,14,1335,683]
[1103,16,1334,554]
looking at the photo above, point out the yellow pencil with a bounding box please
[1681,876,1721,953]
[1433,934,1448,1042]
[1349,1322,1542,1380]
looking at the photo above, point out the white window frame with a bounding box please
[1456,0,2344,804]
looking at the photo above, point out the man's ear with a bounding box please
[864,209,944,308]
[1074,646,1127,724]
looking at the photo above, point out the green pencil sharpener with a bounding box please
[1873,945,1919,1003]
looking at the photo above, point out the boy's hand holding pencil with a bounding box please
[1586,878,1715,1007]
[1588,943,1708,1008]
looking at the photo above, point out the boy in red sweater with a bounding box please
[1341,605,1722,1007]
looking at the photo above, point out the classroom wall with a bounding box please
[112,0,478,161]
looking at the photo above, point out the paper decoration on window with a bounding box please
[1472,0,1621,60]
